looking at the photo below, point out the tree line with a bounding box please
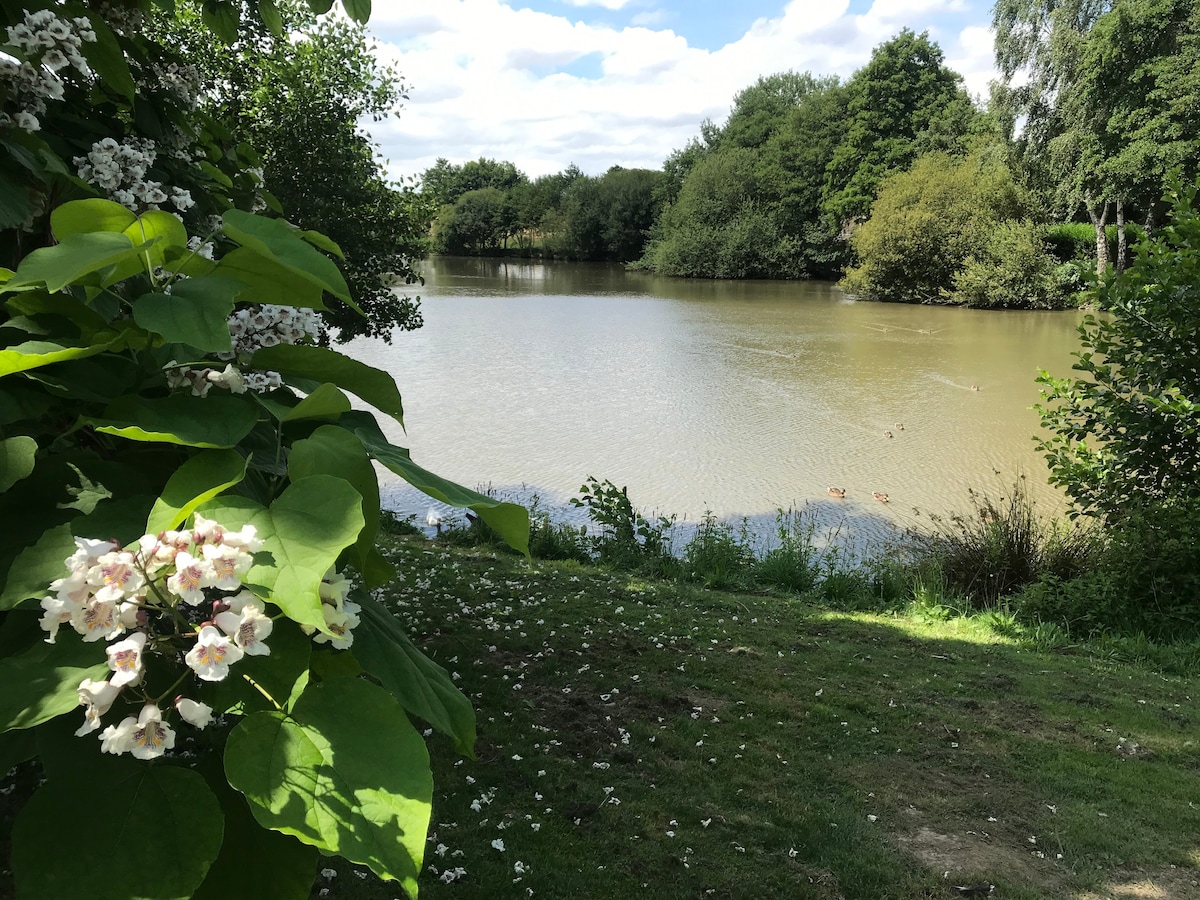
[424,4,1200,309]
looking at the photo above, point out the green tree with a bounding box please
[420,157,528,207]
[1070,0,1200,253]
[159,4,434,341]
[720,71,830,151]
[643,147,796,278]
[841,150,1032,303]
[1037,177,1200,515]
[822,30,979,227]
[992,0,1118,273]
[433,186,511,254]
[551,167,665,261]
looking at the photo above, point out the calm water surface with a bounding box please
[346,257,1085,547]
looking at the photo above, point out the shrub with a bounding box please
[909,477,1097,609]
[528,510,591,563]
[840,150,1028,303]
[950,221,1075,308]
[1018,501,1200,640]
[682,513,756,590]
[754,508,820,593]
[569,477,676,573]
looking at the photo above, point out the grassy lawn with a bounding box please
[312,536,1200,900]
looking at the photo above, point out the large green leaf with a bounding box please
[0,434,37,492]
[0,336,120,378]
[0,523,75,610]
[288,426,379,581]
[222,210,350,303]
[344,413,530,556]
[50,198,137,239]
[4,290,111,337]
[3,232,146,292]
[200,476,364,634]
[132,277,243,352]
[213,247,326,310]
[225,678,432,894]
[250,345,403,425]
[0,728,36,777]
[123,210,190,270]
[256,0,284,36]
[145,449,247,535]
[0,165,33,230]
[211,619,311,716]
[353,591,476,755]
[13,767,223,900]
[78,14,135,101]
[280,382,351,423]
[0,632,108,731]
[88,393,260,448]
[342,0,371,22]
[201,0,240,41]
[192,759,316,900]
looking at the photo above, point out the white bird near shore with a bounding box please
[426,507,443,534]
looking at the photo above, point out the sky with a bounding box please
[365,0,1000,182]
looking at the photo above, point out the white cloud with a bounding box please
[368,0,1001,181]
[561,0,636,7]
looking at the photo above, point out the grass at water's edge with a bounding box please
[314,536,1200,900]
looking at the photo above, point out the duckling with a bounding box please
[828,486,846,499]
[884,431,893,439]
[872,491,889,504]
[895,422,904,431]
[970,384,980,392]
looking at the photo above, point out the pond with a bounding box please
[345,257,1085,549]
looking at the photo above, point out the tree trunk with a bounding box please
[1145,205,1157,237]
[1115,199,1126,275]
[1086,200,1110,278]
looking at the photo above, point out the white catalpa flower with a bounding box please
[319,568,351,606]
[105,631,147,687]
[87,550,145,602]
[39,594,79,643]
[127,704,175,760]
[214,602,272,656]
[185,625,243,681]
[206,363,247,394]
[175,697,214,729]
[191,512,225,544]
[220,523,262,553]
[201,542,252,591]
[70,596,123,642]
[66,537,119,573]
[99,717,136,755]
[167,551,211,604]
[313,600,360,650]
[75,678,121,736]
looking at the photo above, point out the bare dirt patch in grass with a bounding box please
[1077,866,1200,900]
[896,823,1062,889]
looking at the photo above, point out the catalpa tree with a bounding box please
[0,1,528,897]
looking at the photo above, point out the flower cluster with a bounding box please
[1,9,97,132]
[150,60,201,108]
[223,304,323,358]
[40,514,276,759]
[163,303,325,398]
[73,137,194,213]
